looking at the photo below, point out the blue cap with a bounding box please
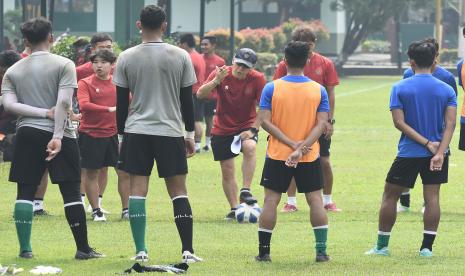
[233,48,257,68]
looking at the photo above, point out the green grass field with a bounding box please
[1,76,464,275]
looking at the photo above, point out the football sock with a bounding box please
[14,200,33,253]
[81,194,85,204]
[64,202,90,252]
[129,196,147,253]
[33,198,44,211]
[377,231,391,250]
[322,194,332,206]
[172,196,194,253]
[287,196,297,206]
[240,188,253,197]
[421,230,437,251]
[205,136,211,147]
[313,225,328,255]
[195,142,201,151]
[258,228,272,256]
[98,195,103,208]
[400,192,410,207]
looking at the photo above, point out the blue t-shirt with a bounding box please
[403,66,457,95]
[259,75,330,112]
[390,74,457,157]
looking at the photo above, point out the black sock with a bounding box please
[64,203,90,252]
[400,193,410,207]
[173,197,193,253]
[258,229,272,256]
[122,208,128,212]
[421,232,436,251]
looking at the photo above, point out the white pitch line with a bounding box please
[336,83,391,99]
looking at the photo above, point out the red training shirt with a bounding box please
[273,52,339,87]
[77,75,117,138]
[189,50,206,94]
[205,67,266,136]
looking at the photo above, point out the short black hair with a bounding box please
[90,33,113,47]
[20,17,52,45]
[202,36,217,45]
[89,49,117,64]
[284,41,310,69]
[0,50,21,68]
[140,5,166,30]
[180,34,195,48]
[407,41,436,69]
[420,37,439,53]
[292,26,317,43]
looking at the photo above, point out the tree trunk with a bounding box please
[278,3,290,24]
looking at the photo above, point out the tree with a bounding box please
[332,0,428,67]
[261,0,322,24]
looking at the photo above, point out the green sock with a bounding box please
[129,197,147,253]
[313,226,328,255]
[377,232,391,249]
[14,201,33,253]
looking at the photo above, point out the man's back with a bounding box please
[113,43,196,137]
[1,51,77,138]
[390,74,456,157]
[403,66,457,94]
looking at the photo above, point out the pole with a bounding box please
[229,0,235,64]
[126,0,131,45]
[40,0,46,17]
[395,14,402,71]
[49,0,54,22]
[165,0,171,36]
[435,0,442,55]
[200,0,205,39]
[0,0,4,51]
[21,0,26,22]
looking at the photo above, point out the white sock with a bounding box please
[81,195,85,204]
[98,196,103,208]
[195,142,201,150]
[323,194,332,206]
[33,200,43,211]
[287,197,297,206]
[205,136,211,146]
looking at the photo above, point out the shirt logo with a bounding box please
[225,85,229,91]
[315,67,323,75]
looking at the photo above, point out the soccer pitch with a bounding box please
[1,76,464,275]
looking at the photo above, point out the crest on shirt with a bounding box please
[315,67,323,75]
[225,85,229,91]
[244,86,253,96]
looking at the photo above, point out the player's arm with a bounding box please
[259,109,298,149]
[78,81,114,113]
[324,85,335,138]
[197,66,227,99]
[430,105,456,171]
[116,86,130,135]
[180,85,196,157]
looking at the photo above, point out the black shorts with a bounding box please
[194,96,205,122]
[118,133,187,177]
[385,156,449,188]
[211,130,258,161]
[260,158,323,193]
[79,132,118,169]
[204,99,216,117]
[319,135,331,157]
[459,123,465,151]
[9,126,80,185]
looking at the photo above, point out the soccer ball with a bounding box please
[235,203,262,223]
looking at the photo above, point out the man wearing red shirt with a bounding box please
[197,48,266,219]
[201,36,225,152]
[273,26,340,213]
[179,34,206,153]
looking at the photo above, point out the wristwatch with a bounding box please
[328,119,335,125]
[250,127,259,135]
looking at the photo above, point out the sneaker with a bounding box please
[131,251,149,262]
[202,145,210,152]
[397,205,410,213]
[419,248,433,257]
[75,248,105,260]
[224,210,236,221]
[182,251,203,263]
[92,210,106,222]
[239,190,258,205]
[315,253,330,262]
[100,207,110,214]
[255,254,271,262]
[364,246,390,256]
[324,202,342,212]
[281,203,298,213]
[19,251,33,259]
[33,209,50,216]
[121,210,129,220]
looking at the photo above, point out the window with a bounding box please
[54,0,70,12]
[72,0,94,13]
[53,0,96,32]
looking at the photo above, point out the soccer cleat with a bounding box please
[19,251,33,259]
[121,210,129,220]
[315,253,331,262]
[324,202,341,212]
[239,190,258,205]
[131,251,149,262]
[419,248,433,257]
[33,209,50,216]
[224,210,236,221]
[364,246,390,256]
[202,145,210,152]
[182,251,203,263]
[281,203,298,213]
[255,254,271,262]
[92,210,106,222]
[75,248,105,260]
[397,205,410,213]
[100,207,110,214]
